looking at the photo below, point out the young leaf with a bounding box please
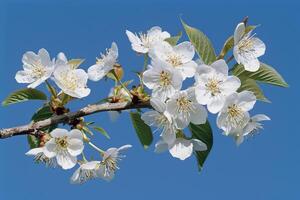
[2,88,47,106]
[189,121,213,171]
[27,135,40,149]
[68,59,85,69]
[232,63,288,102]
[181,19,216,64]
[165,31,182,46]
[93,126,110,139]
[31,105,53,122]
[238,77,270,102]
[233,63,288,87]
[130,112,153,149]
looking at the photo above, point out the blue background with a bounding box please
[0,0,299,199]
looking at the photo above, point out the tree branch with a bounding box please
[0,101,151,139]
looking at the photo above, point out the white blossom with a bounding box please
[126,26,170,54]
[217,91,256,135]
[233,23,266,72]
[166,88,207,129]
[26,147,57,167]
[70,161,101,184]
[15,48,55,88]
[143,58,183,101]
[149,41,197,79]
[141,98,176,144]
[44,129,84,170]
[195,59,241,114]
[235,114,270,146]
[53,63,90,99]
[155,137,207,160]
[88,42,118,81]
[98,145,132,181]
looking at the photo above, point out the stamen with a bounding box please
[226,104,245,128]
[166,54,182,67]
[205,78,221,96]
[159,70,171,86]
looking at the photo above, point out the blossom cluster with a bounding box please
[8,19,281,184]
[126,24,269,160]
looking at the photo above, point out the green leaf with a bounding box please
[68,59,85,69]
[181,19,216,64]
[93,126,110,139]
[218,25,256,59]
[130,112,153,149]
[165,31,182,46]
[238,77,270,102]
[189,121,213,171]
[233,63,288,87]
[2,88,47,106]
[232,62,288,102]
[31,105,53,122]
[28,105,55,149]
[27,135,40,149]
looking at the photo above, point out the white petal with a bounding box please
[195,85,210,105]
[44,139,57,158]
[238,91,256,111]
[67,139,84,157]
[50,128,68,138]
[169,138,193,160]
[211,59,228,76]
[22,51,39,66]
[88,64,113,81]
[176,61,197,79]
[38,48,51,66]
[118,144,132,152]
[190,104,207,125]
[141,111,161,127]
[98,164,115,181]
[15,70,34,83]
[81,161,101,170]
[69,129,83,140]
[173,41,195,63]
[234,23,245,45]
[154,140,169,153]
[243,58,260,72]
[191,139,207,151]
[150,97,166,113]
[25,148,44,156]
[252,114,270,122]
[221,76,241,95]
[56,153,77,170]
[161,128,176,145]
[207,96,225,114]
[251,37,266,57]
[70,168,81,184]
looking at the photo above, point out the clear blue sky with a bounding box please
[0,0,299,199]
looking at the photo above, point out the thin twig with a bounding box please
[0,101,151,139]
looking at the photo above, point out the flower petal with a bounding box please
[67,139,84,157]
[56,153,77,170]
[50,128,68,138]
[169,138,193,160]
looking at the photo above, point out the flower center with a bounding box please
[55,137,68,149]
[140,33,151,48]
[226,104,245,128]
[176,96,193,113]
[31,61,46,78]
[206,78,221,96]
[103,156,118,175]
[159,70,171,86]
[60,71,79,91]
[166,54,182,67]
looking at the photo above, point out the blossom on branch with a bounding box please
[15,48,55,88]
